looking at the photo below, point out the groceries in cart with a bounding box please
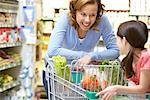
[71,66,85,84]
[51,56,124,99]
[51,56,70,80]
[72,60,123,90]
[80,60,123,99]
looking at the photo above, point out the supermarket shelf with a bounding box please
[0,25,16,28]
[42,32,51,35]
[0,80,20,92]
[41,19,54,21]
[0,0,18,5]
[37,41,49,45]
[0,61,21,71]
[0,42,22,48]
[105,10,129,12]
[130,13,150,16]
[0,2,18,13]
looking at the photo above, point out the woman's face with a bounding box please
[76,3,98,32]
[117,36,131,55]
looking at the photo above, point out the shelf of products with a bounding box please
[130,0,150,16]
[0,46,22,93]
[0,1,18,13]
[129,0,150,48]
[102,0,129,10]
[0,42,22,48]
[0,1,22,99]
[0,80,20,92]
[0,0,18,4]
[0,44,22,93]
[0,60,21,71]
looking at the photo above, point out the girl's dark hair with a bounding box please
[69,0,104,31]
[117,20,148,78]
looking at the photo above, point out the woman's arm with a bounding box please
[47,11,87,60]
[89,15,119,61]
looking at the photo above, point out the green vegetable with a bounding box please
[99,60,111,71]
[52,55,70,80]
[99,60,123,85]
[100,60,110,65]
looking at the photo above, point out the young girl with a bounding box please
[96,20,150,100]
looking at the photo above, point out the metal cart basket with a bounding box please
[44,57,150,100]
[45,58,88,100]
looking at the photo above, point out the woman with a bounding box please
[43,0,119,98]
[46,0,119,64]
[96,20,150,100]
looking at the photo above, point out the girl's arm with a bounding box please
[117,70,150,94]
[96,70,150,100]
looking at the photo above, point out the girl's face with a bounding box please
[76,3,98,32]
[117,36,131,55]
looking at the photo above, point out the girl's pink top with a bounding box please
[128,49,150,91]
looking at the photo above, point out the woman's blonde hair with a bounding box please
[68,0,104,31]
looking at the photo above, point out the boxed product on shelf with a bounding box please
[0,50,21,69]
[0,74,13,87]
[0,27,21,43]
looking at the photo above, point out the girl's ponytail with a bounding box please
[121,48,134,79]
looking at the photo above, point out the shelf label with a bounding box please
[20,26,36,44]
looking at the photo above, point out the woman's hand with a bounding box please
[96,86,118,100]
[77,54,92,65]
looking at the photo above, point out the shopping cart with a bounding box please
[45,57,88,100]
[44,56,150,100]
